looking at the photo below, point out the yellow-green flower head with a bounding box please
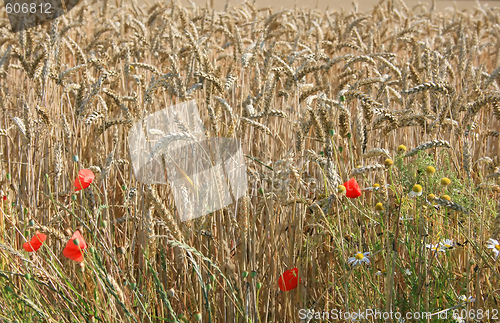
[427,194,438,205]
[373,183,381,188]
[375,203,384,211]
[441,195,451,201]
[441,177,451,186]
[410,184,423,197]
[426,166,436,174]
[397,145,407,153]
[337,185,346,193]
[384,158,394,167]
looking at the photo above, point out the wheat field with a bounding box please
[0,0,500,322]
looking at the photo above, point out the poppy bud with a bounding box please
[129,283,136,290]
[206,283,212,290]
[194,312,202,321]
[71,194,77,201]
[250,271,257,278]
[167,288,175,298]
[122,185,127,190]
[100,220,108,228]
[242,271,249,278]
[117,246,126,254]
[178,313,188,323]
[73,238,80,246]
[45,174,49,179]
[6,173,10,180]
[72,155,79,162]
[28,219,34,226]
[209,274,215,282]
[25,274,31,280]
[256,282,262,290]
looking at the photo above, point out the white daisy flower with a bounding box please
[439,239,455,251]
[347,251,371,267]
[403,268,411,276]
[458,295,475,303]
[426,243,439,251]
[364,183,390,192]
[409,184,423,197]
[486,238,500,258]
[452,312,465,323]
[409,191,422,197]
[426,243,445,255]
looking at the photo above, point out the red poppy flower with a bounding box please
[73,169,95,191]
[23,231,47,252]
[63,230,87,262]
[344,178,361,199]
[278,267,300,291]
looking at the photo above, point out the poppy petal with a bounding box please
[74,169,95,191]
[344,178,361,198]
[278,267,299,291]
[63,230,87,262]
[22,231,47,252]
